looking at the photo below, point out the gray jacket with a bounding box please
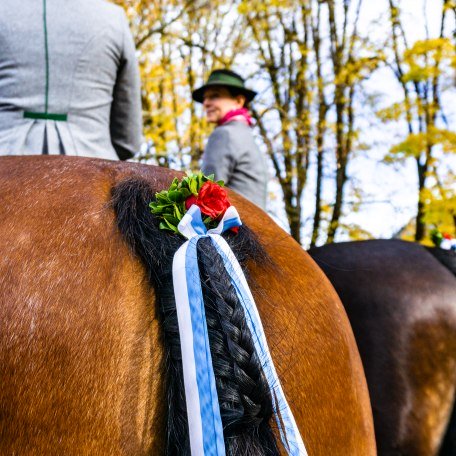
[0,0,142,160]
[201,121,268,209]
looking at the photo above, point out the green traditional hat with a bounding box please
[192,69,257,103]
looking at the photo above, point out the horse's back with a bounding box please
[309,239,456,455]
[0,156,375,455]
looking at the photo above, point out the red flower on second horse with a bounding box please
[185,181,231,219]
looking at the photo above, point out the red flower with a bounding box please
[198,182,231,219]
[185,181,231,219]
[185,194,198,210]
[443,233,452,240]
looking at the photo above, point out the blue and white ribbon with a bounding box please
[172,204,307,456]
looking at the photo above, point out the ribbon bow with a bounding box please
[172,205,307,456]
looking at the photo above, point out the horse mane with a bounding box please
[111,178,279,455]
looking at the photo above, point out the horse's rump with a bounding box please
[0,156,375,455]
[309,239,456,456]
[427,246,456,276]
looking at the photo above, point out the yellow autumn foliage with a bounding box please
[113,0,246,168]
[376,102,407,122]
[335,55,384,86]
[387,128,456,162]
[109,0,454,244]
[422,181,456,239]
[402,38,455,83]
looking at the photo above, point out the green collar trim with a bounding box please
[24,112,68,121]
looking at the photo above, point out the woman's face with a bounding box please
[202,87,245,124]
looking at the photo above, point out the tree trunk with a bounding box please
[415,158,426,241]
[311,128,324,247]
[286,201,302,245]
[327,162,347,243]
[326,94,346,243]
[310,1,326,247]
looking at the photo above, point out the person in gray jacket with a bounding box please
[193,69,268,209]
[0,0,142,160]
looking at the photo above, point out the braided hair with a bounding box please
[112,178,279,455]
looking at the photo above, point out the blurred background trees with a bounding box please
[115,0,455,247]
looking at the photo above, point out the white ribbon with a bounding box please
[172,204,307,455]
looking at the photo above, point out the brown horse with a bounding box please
[309,240,456,456]
[0,156,375,455]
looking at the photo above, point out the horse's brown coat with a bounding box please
[0,156,375,455]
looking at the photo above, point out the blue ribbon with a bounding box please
[172,205,307,456]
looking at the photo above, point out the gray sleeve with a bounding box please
[110,11,142,160]
[201,128,237,184]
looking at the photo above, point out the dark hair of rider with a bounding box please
[111,178,279,455]
[226,87,249,108]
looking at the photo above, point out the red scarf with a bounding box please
[217,108,253,127]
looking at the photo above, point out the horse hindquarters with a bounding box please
[237,208,376,455]
[310,240,456,456]
[429,247,456,456]
[112,174,376,455]
[0,156,376,455]
[440,402,456,455]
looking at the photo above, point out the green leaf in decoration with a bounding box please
[159,221,174,232]
[197,172,203,188]
[174,204,182,220]
[180,188,191,199]
[169,178,179,191]
[150,171,232,236]
[189,178,198,195]
[163,213,179,226]
[161,217,179,233]
[168,190,183,202]
[155,193,171,204]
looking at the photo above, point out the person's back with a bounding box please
[203,120,268,209]
[0,0,142,160]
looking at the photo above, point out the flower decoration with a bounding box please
[150,172,232,234]
[430,228,444,247]
[430,228,456,250]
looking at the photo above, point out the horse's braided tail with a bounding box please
[197,237,279,455]
[111,178,279,456]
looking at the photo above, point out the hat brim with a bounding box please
[192,82,257,104]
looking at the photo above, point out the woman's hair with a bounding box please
[226,87,248,107]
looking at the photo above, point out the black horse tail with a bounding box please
[111,178,280,456]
